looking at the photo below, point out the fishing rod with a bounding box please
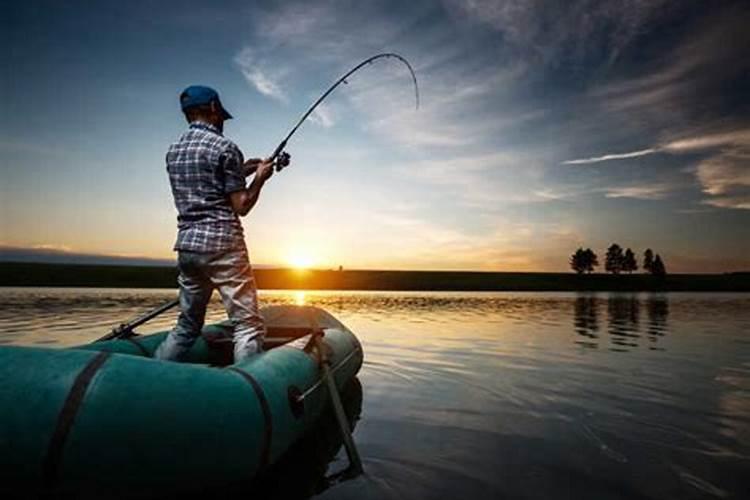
[100,53,419,341]
[270,52,420,171]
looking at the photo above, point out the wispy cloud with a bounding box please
[603,184,672,200]
[592,4,750,125]
[701,196,750,210]
[664,129,750,153]
[233,48,288,103]
[563,148,659,165]
[30,243,74,252]
[563,127,750,207]
[562,127,750,208]
[442,0,674,65]
[366,207,582,271]
[309,103,335,128]
[563,128,750,165]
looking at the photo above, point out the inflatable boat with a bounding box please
[0,305,363,498]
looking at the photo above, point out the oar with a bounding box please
[96,298,180,342]
[308,311,364,476]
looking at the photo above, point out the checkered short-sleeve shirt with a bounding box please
[167,121,247,253]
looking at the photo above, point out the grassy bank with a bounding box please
[1,262,748,291]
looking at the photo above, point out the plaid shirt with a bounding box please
[167,121,247,253]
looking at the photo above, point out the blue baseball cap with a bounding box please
[179,85,233,119]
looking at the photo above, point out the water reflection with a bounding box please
[573,296,600,348]
[574,294,669,352]
[646,295,669,349]
[608,295,641,351]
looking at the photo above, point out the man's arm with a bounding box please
[242,158,262,177]
[229,159,274,216]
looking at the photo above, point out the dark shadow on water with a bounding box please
[250,377,363,498]
[183,377,363,500]
[575,294,669,352]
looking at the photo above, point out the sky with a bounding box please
[1,0,749,272]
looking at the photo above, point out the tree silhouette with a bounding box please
[643,248,654,274]
[605,244,624,274]
[652,254,667,276]
[570,248,587,274]
[584,248,598,273]
[622,248,638,273]
[571,248,599,273]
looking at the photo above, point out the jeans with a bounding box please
[155,247,265,363]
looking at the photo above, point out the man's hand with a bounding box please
[256,158,274,182]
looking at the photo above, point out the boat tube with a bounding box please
[0,305,363,498]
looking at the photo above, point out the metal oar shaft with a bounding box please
[315,333,364,475]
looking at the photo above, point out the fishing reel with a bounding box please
[275,151,291,172]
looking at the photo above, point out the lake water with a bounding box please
[1,288,749,499]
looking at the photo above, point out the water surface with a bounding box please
[1,288,748,499]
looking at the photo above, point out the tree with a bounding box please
[622,248,638,273]
[651,254,667,276]
[571,248,599,274]
[570,248,587,274]
[605,243,624,274]
[643,248,654,274]
[584,248,598,273]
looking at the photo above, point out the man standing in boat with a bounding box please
[155,85,283,363]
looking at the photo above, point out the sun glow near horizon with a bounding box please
[284,250,317,270]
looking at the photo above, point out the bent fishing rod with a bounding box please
[270,52,419,171]
[100,53,419,340]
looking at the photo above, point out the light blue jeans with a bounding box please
[155,247,265,363]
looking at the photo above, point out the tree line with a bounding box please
[570,245,666,276]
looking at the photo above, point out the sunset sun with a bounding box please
[286,251,315,270]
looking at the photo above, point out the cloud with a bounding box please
[233,48,288,103]
[591,3,750,129]
[602,184,672,200]
[694,149,750,209]
[563,148,659,165]
[309,103,335,128]
[663,129,750,153]
[563,127,750,207]
[235,1,544,151]
[695,152,750,196]
[701,197,750,210]
[442,0,675,65]
[390,151,560,208]
[367,206,582,271]
[30,243,74,252]
[563,128,750,165]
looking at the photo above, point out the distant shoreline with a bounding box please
[1,262,748,292]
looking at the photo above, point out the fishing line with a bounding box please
[270,52,420,171]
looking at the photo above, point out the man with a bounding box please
[155,85,283,363]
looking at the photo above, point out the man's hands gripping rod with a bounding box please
[230,153,291,216]
[242,152,291,178]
